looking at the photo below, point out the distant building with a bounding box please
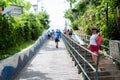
[2,5,23,16]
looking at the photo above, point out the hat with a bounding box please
[91,28,99,32]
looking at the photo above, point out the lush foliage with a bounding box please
[64,0,120,40]
[38,12,50,29]
[64,9,73,21]
[0,0,50,59]
[0,12,48,59]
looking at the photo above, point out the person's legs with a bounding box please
[92,52,98,64]
[56,42,58,48]
[48,35,50,39]
[52,35,54,40]
[69,34,72,38]
[90,45,99,64]
[55,39,59,48]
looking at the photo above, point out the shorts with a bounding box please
[69,32,72,35]
[55,39,59,42]
[48,34,51,37]
[90,45,98,53]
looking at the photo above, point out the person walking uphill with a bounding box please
[47,30,51,39]
[69,29,73,38]
[51,29,55,40]
[54,30,61,48]
[88,28,100,64]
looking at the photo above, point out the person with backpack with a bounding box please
[54,30,61,48]
[87,28,103,64]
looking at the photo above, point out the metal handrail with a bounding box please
[62,34,99,80]
[78,33,120,64]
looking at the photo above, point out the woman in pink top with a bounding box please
[88,28,99,64]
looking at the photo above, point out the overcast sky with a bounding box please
[28,0,69,30]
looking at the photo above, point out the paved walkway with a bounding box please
[14,39,83,80]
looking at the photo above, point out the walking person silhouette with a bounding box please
[54,30,61,48]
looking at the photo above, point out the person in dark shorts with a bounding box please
[54,30,61,48]
[47,30,51,39]
[69,29,73,38]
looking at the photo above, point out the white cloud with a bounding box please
[27,0,69,29]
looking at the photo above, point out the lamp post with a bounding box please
[32,0,40,18]
[41,2,44,12]
[36,0,39,13]
[37,0,43,12]
[33,4,37,19]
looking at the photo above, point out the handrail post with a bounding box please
[84,50,87,80]
[95,55,99,80]
[74,44,78,66]
[72,41,75,61]
[78,46,81,74]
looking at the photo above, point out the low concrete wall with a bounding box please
[109,40,120,60]
[0,31,47,80]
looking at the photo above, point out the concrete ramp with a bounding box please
[14,39,83,80]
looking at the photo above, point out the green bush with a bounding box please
[71,20,79,30]
[38,12,50,29]
[0,15,15,49]
[65,0,120,40]
[0,12,49,59]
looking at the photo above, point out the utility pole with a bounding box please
[33,0,42,18]
[33,4,37,19]
[41,2,44,12]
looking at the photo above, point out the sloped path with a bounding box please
[14,39,83,80]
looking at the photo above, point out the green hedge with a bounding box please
[0,12,48,59]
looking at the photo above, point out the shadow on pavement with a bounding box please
[15,69,53,80]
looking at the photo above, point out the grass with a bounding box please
[0,40,35,60]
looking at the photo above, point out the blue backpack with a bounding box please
[54,33,60,39]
